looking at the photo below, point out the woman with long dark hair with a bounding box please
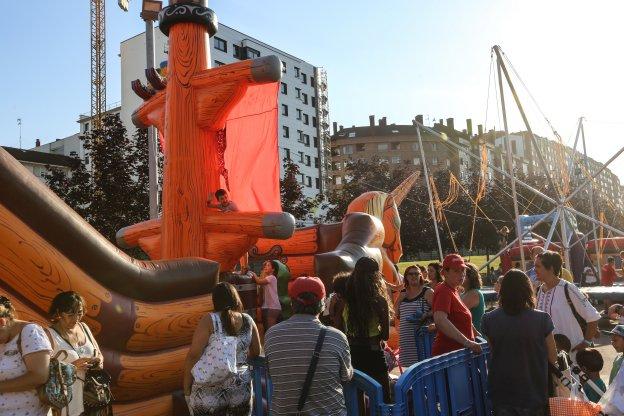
[394,265,433,367]
[461,263,485,332]
[427,262,443,287]
[184,282,261,416]
[343,257,392,401]
[482,270,557,416]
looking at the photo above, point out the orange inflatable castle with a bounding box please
[0,1,418,414]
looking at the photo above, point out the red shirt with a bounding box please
[601,264,617,286]
[432,282,474,356]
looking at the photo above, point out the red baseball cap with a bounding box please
[442,254,467,270]
[288,276,326,305]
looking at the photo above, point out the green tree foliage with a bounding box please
[280,158,323,224]
[44,114,153,249]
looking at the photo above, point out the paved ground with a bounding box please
[595,332,618,382]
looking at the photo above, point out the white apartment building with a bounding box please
[120,22,330,198]
[2,146,77,182]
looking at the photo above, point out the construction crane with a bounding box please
[90,0,106,129]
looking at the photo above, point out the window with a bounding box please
[356,143,365,152]
[284,148,291,160]
[214,60,225,67]
[432,156,438,165]
[342,145,354,155]
[313,137,319,148]
[245,47,260,59]
[303,114,309,125]
[306,176,312,187]
[335,176,342,185]
[312,117,317,127]
[281,82,287,94]
[412,142,419,151]
[311,96,317,108]
[282,126,289,138]
[348,132,356,138]
[392,156,401,164]
[302,93,308,105]
[299,173,305,184]
[314,157,319,168]
[214,37,227,52]
[315,178,320,189]
[511,141,517,154]
[295,67,300,78]
[333,162,341,171]
[297,130,304,142]
[392,130,399,134]
[296,109,302,120]
[84,123,89,133]
[303,134,310,146]
[233,44,242,59]
[413,158,421,165]
[432,143,438,151]
[391,142,400,150]
[302,73,307,84]
[298,151,304,163]
[281,61,287,73]
[164,40,169,53]
[305,155,311,166]
[295,88,301,99]
[84,156,90,165]
[311,76,315,87]
[281,104,288,116]
[377,143,388,151]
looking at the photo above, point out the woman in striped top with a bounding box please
[394,265,433,367]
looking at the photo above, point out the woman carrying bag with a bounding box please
[48,291,108,416]
[0,296,53,415]
[184,282,261,416]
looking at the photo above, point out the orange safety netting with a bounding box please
[223,83,281,212]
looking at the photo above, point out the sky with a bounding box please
[1,0,623,181]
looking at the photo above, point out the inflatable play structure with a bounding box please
[0,2,417,414]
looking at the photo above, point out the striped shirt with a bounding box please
[264,314,353,415]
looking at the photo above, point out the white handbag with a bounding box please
[191,313,238,386]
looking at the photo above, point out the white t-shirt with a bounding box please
[0,323,52,416]
[601,363,624,415]
[261,275,281,310]
[536,280,600,350]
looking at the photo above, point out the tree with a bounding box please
[280,159,322,224]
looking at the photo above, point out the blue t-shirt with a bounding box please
[482,308,554,409]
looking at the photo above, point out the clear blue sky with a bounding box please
[1,0,622,181]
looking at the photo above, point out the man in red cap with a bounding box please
[432,254,482,356]
[264,276,353,415]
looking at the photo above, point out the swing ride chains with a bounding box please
[413,47,624,270]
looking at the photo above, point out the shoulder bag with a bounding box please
[563,283,588,334]
[80,323,113,415]
[18,326,77,415]
[296,327,327,415]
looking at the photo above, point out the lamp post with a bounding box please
[142,0,163,219]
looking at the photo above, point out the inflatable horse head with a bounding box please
[345,171,420,283]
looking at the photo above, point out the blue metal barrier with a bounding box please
[250,356,391,416]
[251,340,491,416]
[415,327,436,361]
[393,340,491,416]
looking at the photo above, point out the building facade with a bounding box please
[330,115,471,189]
[120,23,330,198]
[2,146,77,182]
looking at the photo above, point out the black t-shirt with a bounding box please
[482,308,554,409]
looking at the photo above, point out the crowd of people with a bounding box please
[1,243,623,416]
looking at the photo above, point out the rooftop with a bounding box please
[2,146,78,169]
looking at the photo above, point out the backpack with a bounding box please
[17,326,77,414]
[191,313,238,386]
